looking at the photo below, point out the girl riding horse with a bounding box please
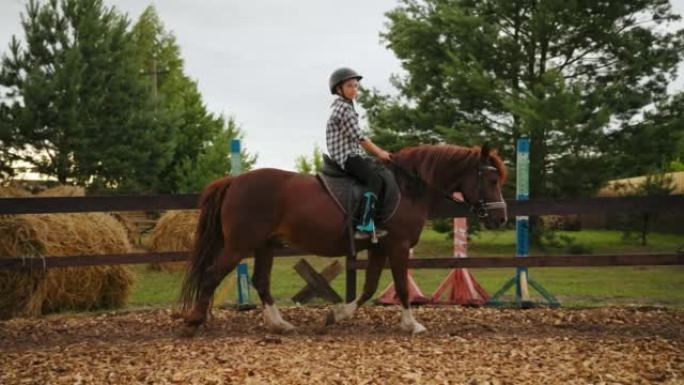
[179,139,508,337]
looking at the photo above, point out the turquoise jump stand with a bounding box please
[486,138,559,308]
[231,138,256,310]
[236,262,256,310]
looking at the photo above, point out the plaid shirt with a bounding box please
[326,97,366,169]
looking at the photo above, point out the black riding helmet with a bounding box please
[329,67,363,95]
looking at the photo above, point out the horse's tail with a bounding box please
[179,176,232,313]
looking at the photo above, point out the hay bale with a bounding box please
[148,210,198,272]
[37,185,85,197]
[0,213,135,319]
[39,184,140,246]
[0,185,31,198]
[0,218,46,318]
[110,212,142,247]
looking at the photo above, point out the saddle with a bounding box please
[317,155,401,226]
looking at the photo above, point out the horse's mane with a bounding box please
[390,144,507,200]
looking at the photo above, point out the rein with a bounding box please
[387,157,507,219]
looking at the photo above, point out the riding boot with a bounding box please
[355,192,388,243]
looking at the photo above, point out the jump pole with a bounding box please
[487,137,559,308]
[430,192,489,306]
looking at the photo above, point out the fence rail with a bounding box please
[1,251,681,271]
[0,249,306,270]
[2,194,683,217]
[2,194,683,304]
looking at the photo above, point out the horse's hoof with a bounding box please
[325,310,336,326]
[400,321,427,335]
[412,323,427,335]
[270,322,296,335]
[179,325,199,338]
[265,318,296,335]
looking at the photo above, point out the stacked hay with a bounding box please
[0,185,31,198]
[37,185,85,197]
[39,185,140,246]
[0,185,135,319]
[148,210,199,272]
[109,212,141,247]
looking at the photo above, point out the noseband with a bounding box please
[473,165,507,219]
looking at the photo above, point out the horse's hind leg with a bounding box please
[183,249,245,334]
[252,245,295,333]
[326,248,386,326]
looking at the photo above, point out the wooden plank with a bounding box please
[293,259,342,304]
[2,194,683,217]
[428,194,684,218]
[505,195,684,216]
[292,261,342,304]
[0,194,199,215]
[347,253,684,270]
[2,250,681,271]
[7,251,290,270]
[0,247,308,270]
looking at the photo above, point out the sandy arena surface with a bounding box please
[1,306,683,384]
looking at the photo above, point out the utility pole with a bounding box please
[140,55,169,114]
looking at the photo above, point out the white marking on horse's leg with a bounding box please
[332,300,358,323]
[399,307,426,335]
[263,304,295,333]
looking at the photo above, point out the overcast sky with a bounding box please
[1,0,683,171]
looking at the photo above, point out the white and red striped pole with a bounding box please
[430,192,489,306]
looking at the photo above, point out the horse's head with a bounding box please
[391,143,508,229]
[458,143,508,229]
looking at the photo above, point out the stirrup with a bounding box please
[354,228,388,242]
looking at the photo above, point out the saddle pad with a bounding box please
[317,164,401,224]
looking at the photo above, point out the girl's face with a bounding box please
[338,78,359,100]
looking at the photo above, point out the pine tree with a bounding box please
[0,0,172,191]
[295,145,323,175]
[130,6,255,193]
[360,0,684,199]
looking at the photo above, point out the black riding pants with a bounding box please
[344,155,384,199]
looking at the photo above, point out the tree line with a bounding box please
[0,0,255,194]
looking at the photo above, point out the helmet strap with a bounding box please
[337,84,352,101]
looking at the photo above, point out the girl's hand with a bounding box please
[378,150,392,163]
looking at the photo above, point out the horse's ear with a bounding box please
[480,142,491,162]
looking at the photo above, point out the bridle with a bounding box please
[474,165,508,219]
[389,159,507,219]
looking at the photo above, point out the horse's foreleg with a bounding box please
[389,245,426,335]
[326,250,386,326]
[253,246,295,334]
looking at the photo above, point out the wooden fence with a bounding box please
[1,194,683,302]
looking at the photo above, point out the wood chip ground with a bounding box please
[1,306,682,384]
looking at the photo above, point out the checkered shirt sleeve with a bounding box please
[326,98,366,169]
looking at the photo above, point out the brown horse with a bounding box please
[179,143,508,336]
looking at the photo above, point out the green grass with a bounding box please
[127,229,684,309]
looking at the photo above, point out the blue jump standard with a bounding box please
[486,138,559,308]
[231,138,257,310]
